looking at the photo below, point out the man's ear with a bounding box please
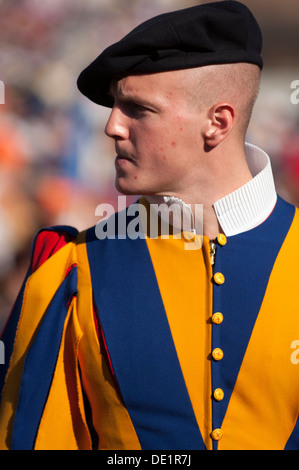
[203,102,235,148]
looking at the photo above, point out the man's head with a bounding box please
[77,1,263,198]
[104,62,260,196]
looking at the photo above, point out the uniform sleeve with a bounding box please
[30,227,78,274]
[0,226,78,397]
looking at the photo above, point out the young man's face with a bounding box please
[105,71,205,197]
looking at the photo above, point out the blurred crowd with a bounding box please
[0,0,299,328]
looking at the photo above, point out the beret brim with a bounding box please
[77,1,263,108]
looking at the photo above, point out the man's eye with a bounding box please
[131,103,149,113]
[123,102,152,116]
[116,99,154,117]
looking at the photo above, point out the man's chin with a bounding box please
[115,178,165,197]
[115,179,141,196]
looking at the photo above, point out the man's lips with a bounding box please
[115,154,136,165]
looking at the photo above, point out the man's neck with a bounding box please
[160,167,253,239]
[202,204,223,240]
[144,142,276,240]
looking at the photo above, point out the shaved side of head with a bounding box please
[181,63,261,139]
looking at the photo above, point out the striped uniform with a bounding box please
[0,195,299,450]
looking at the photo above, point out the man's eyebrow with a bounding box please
[108,81,133,100]
[108,85,160,110]
[108,86,137,102]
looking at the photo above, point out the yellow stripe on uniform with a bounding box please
[146,233,213,449]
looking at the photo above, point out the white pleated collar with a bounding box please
[213,142,277,236]
[145,142,277,238]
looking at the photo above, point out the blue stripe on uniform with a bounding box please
[10,267,78,450]
[0,272,30,399]
[86,211,205,450]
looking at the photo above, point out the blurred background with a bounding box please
[0,0,298,329]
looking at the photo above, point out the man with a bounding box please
[0,1,298,450]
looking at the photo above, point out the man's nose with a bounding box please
[105,106,129,140]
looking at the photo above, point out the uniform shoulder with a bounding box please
[30,225,79,274]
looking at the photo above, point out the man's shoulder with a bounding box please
[30,225,79,274]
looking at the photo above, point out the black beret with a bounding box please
[77,1,263,108]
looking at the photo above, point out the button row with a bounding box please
[211,234,227,443]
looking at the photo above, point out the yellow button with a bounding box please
[211,312,223,325]
[217,234,227,246]
[214,272,225,285]
[211,428,223,441]
[212,348,224,361]
[213,388,224,401]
